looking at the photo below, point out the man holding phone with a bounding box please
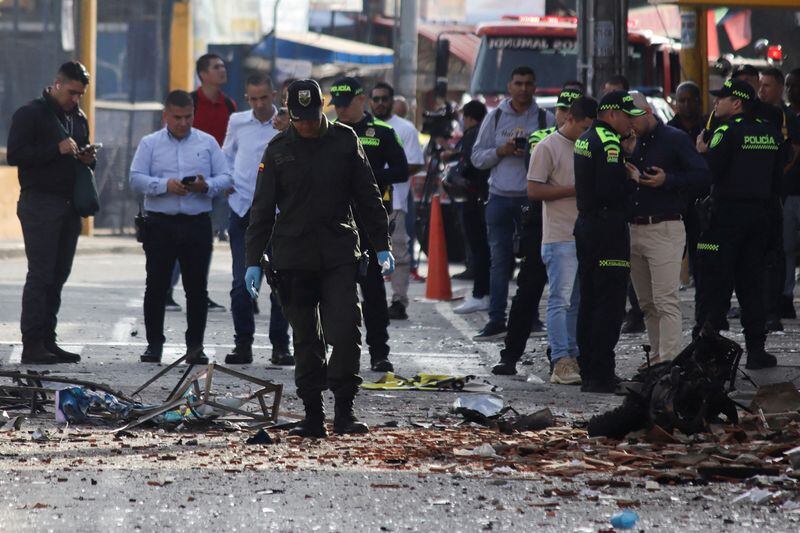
[130,90,232,364]
[470,66,554,341]
[625,93,710,366]
[7,61,95,364]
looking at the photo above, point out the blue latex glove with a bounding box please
[377,250,395,275]
[245,266,262,300]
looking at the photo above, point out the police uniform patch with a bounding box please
[298,90,311,107]
[258,163,265,172]
[710,132,723,149]
[606,147,619,163]
[366,127,375,138]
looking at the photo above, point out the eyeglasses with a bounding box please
[371,96,391,103]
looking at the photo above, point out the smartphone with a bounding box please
[514,137,527,150]
[79,142,103,153]
[181,175,197,185]
[645,166,656,175]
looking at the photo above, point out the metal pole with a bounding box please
[79,0,97,236]
[397,0,418,119]
[392,0,400,88]
[589,0,626,96]
[271,0,281,81]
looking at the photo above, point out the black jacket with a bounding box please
[628,121,711,217]
[7,89,91,198]
[348,113,408,205]
[707,114,782,201]
[245,116,390,271]
[455,124,490,200]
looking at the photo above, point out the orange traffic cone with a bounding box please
[425,195,453,301]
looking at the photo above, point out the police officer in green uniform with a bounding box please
[493,87,582,375]
[695,79,783,370]
[244,80,393,437]
[573,91,644,393]
[328,77,409,372]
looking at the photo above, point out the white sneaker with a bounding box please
[454,295,489,314]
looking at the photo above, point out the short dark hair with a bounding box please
[790,68,800,78]
[57,61,90,85]
[510,66,536,81]
[562,80,584,91]
[760,67,784,85]
[371,81,395,99]
[245,72,273,89]
[462,100,487,123]
[732,64,759,79]
[675,81,701,99]
[196,53,223,79]
[605,74,629,91]
[164,89,193,109]
[569,96,598,121]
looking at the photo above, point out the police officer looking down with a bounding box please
[244,80,393,438]
[329,77,409,373]
[573,91,644,394]
[694,79,783,370]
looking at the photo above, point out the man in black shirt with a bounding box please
[330,77,409,373]
[759,68,800,320]
[667,81,709,286]
[573,91,643,393]
[7,62,96,364]
[695,79,783,370]
[626,92,710,366]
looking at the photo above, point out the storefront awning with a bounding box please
[251,31,393,67]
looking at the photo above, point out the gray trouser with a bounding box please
[390,210,410,306]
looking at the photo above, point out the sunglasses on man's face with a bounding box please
[371,95,391,103]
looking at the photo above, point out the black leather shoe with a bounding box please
[270,344,295,366]
[225,344,253,364]
[491,359,517,375]
[745,350,778,370]
[288,394,327,438]
[140,345,163,363]
[370,357,394,372]
[185,346,209,365]
[288,417,327,438]
[473,321,507,342]
[766,318,784,333]
[333,396,369,435]
[530,319,545,333]
[387,301,408,320]
[20,340,60,365]
[45,341,81,363]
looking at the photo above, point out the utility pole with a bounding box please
[396,0,418,120]
[576,0,628,96]
[79,0,97,236]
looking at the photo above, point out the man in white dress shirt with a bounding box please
[222,73,293,366]
[369,82,424,320]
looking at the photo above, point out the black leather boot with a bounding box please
[44,340,81,363]
[225,343,253,364]
[333,395,369,435]
[288,393,327,438]
[20,340,59,365]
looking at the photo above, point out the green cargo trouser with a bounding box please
[277,262,363,399]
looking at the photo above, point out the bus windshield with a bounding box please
[470,35,645,95]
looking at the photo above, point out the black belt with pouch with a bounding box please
[134,209,148,243]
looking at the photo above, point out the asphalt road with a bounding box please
[1,245,799,532]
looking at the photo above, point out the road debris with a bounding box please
[361,372,496,392]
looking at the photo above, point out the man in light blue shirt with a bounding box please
[129,89,232,364]
[222,73,292,366]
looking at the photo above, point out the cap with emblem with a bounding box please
[556,88,584,108]
[598,90,646,116]
[286,79,323,120]
[329,77,364,107]
[709,78,755,102]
